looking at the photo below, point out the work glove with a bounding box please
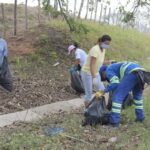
[93,77,98,87]
[95,91,105,98]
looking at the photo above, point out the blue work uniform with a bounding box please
[0,38,8,66]
[104,62,145,125]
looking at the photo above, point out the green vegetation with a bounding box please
[47,19,150,69]
[0,91,150,150]
[1,19,150,150]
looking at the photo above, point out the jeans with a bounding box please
[81,71,105,102]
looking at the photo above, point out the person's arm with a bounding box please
[104,71,120,93]
[90,56,97,77]
[103,60,111,65]
[75,59,80,65]
[103,60,116,65]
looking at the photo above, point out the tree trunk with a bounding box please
[90,8,94,20]
[103,6,107,23]
[94,0,98,22]
[54,0,58,11]
[66,0,69,13]
[1,3,6,36]
[38,0,41,25]
[47,0,51,20]
[78,0,85,18]
[25,0,28,31]
[85,0,89,20]
[1,3,4,24]
[108,7,111,24]
[57,0,73,31]
[14,0,17,36]
[74,0,77,17]
[99,3,103,23]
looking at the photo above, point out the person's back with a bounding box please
[106,62,145,81]
[75,48,87,67]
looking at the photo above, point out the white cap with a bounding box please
[68,45,76,55]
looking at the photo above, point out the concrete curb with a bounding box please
[0,98,84,127]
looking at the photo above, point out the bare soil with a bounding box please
[0,26,79,115]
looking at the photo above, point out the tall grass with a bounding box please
[48,19,150,69]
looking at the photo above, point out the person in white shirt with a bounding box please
[68,43,87,70]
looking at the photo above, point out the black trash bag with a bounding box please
[143,71,150,85]
[107,92,133,111]
[136,70,150,86]
[82,96,110,126]
[70,66,84,93]
[0,57,13,92]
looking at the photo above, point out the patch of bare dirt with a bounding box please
[0,26,79,115]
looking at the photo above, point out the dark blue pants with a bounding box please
[110,73,144,125]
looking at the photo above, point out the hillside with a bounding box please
[0,4,150,150]
[0,4,150,115]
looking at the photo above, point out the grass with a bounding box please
[48,19,150,69]
[0,92,150,150]
[1,18,150,149]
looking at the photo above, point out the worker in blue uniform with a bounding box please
[99,62,146,127]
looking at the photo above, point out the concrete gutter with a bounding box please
[0,94,109,128]
[0,98,84,127]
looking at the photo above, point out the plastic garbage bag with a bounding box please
[0,57,12,92]
[44,127,64,136]
[82,96,110,126]
[143,71,150,85]
[70,66,84,93]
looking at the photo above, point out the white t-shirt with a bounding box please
[75,48,87,67]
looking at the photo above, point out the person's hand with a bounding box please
[95,91,105,98]
[93,77,98,87]
[110,60,117,64]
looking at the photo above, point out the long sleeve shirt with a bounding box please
[104,62,145,93]
[0,38,8,66]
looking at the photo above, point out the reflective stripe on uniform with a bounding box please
[112,102,122,108]
[112,108,121,113]
[120,62,132,80]
[134,99,143,105]
[130,68,145,73]
[135,105,144,109]
[110,76,120,84]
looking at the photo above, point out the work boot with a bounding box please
[135,118,145,123]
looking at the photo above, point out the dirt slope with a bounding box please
[0,26,78,115]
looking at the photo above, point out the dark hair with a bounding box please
[98,35,111,43]
[73,42,79,48]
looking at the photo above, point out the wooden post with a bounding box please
[25,0,28,31]
[14,0,17,36]
[99,3,103,23]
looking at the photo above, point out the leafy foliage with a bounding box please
[119,0,150,23]
[42,0,61,18]
[43,0,89,34]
